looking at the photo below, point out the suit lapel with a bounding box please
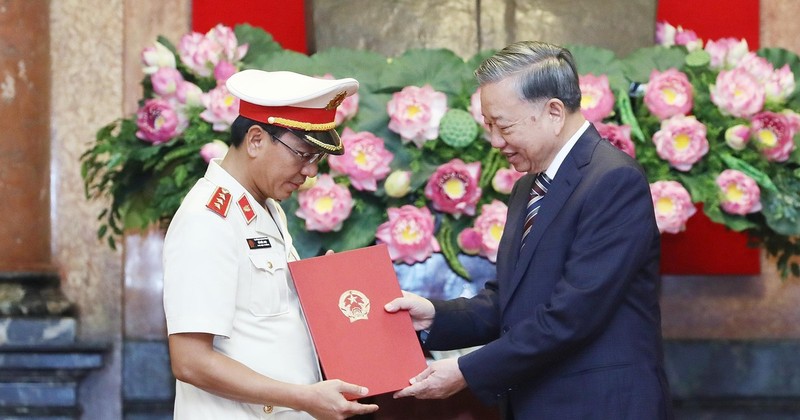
[501,127,600,306]
[496,173,535,292]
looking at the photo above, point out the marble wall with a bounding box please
[49,1,125,417]
[761,0,800,53]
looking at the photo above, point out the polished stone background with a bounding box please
[312,0,656,58]
[0,0,797,418]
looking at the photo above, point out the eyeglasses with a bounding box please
[269,132,326,165]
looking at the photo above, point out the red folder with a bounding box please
[288,244,427,399]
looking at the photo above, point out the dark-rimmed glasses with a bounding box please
[269,132,326,165]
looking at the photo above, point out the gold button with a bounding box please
[267,261,273,269]
[263,405,273,414]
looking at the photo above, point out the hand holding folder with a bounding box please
[288,244,428,399]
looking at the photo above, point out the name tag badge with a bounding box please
[247,237,272,249]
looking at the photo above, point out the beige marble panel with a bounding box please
[50,1,124,417]
[123,0,191,115]
[50,0,124,349]
[312,0,479,58]
[313,0,655,59]
[761,0,800,55]
[507,0,656,57]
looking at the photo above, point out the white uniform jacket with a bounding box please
[163,158,319,419]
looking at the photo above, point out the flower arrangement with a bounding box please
[82,22,800,278]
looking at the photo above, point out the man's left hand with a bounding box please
[393,358,466,400]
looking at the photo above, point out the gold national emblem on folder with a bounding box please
[338,290,370,322]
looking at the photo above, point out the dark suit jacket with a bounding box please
[425,125,673,419]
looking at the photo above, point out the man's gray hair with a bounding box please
[475,41,582,111]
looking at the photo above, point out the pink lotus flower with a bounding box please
[491,168,525,194]
[424,159,482,216]
[736,53,773,85]
[579,74,615,122]
[674,28,702,51]
[652,115,709,171]
[655,22,702,51]
[328,128,393,192]
[705,37,749,70]
[724,124,751,151]
[765,64,796,105]
[650,180,696,234]
[141,41,176,75]
[595,121,636,158]
[213,60,237,84]
[716,169,762,215]
[470,200,508,262]
[376,205,440,264]
[750,111,797,162]
[295,174,354,232]
[199,140,229,163]
[384,170,412,198]
[206,24,248,62]
[655,21,677,47]
[200,84,239,131]
[177,81,203,107]
[710,67,765,118]
[151,67,184,97]
[387,84,447,147]
[644,68,693,120]
[135,98,186,144]
[178,24,248,78]
[781,109,800,133]
[457,228,482,255]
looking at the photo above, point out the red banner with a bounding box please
[657,0,760,49]
[656,0,761,275]
[192,0,308,53]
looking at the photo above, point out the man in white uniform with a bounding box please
[163,69,379,419]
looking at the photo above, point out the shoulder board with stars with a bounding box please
[237,194,256,224]
[206,187,232,218]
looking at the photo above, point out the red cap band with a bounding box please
[238,100,336,130]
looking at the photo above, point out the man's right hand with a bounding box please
[300,380,378,419]
[384,291,435,331]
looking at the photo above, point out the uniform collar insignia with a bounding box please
[237,194,256,224]
[206,187,231,218]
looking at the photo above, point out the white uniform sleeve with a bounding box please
[163,207,238,338]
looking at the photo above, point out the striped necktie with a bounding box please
[521,172,551,244]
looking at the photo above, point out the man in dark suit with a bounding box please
[386,41,673,419]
